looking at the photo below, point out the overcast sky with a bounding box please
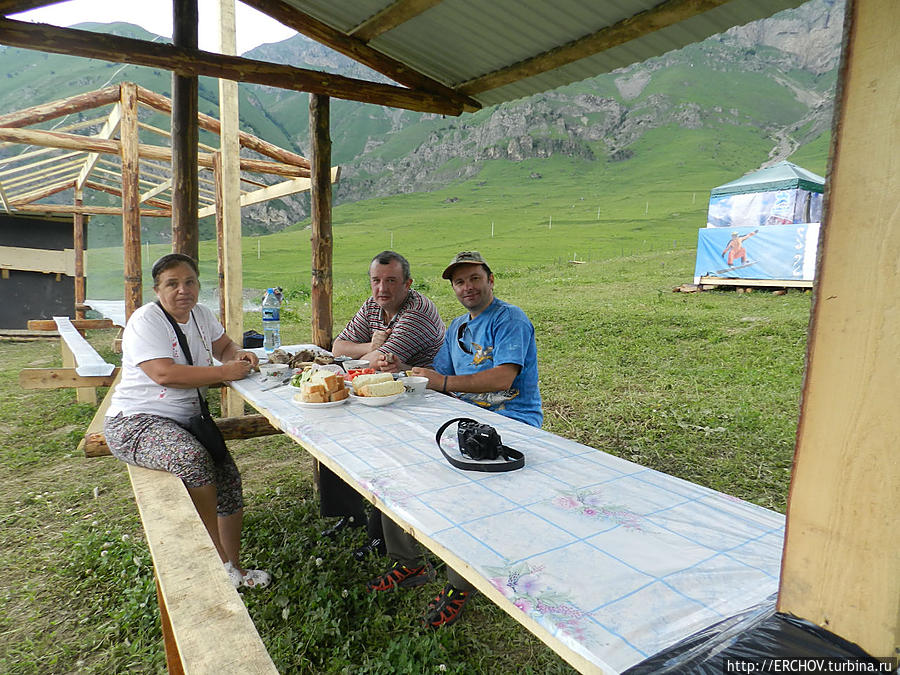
[12,0,298,54]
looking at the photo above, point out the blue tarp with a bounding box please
[693,223,820,282]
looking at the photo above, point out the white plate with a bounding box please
[349,391,404,407]
[292,396,350,409]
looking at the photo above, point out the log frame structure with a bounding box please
[1,0,897,667]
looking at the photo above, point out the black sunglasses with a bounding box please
[457,322,472,354]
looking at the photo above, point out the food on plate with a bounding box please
[356,379,405,398]
[313,353,335,365]
[268,349,292,364]
[350,372,393,394]
[291,366,349,402]
[346,367,376,380]
[289,349,318,368]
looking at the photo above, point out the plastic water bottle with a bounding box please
[261,288,281,353]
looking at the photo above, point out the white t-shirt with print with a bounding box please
[107,302,225,425]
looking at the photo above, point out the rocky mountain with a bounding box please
[0,0,843,245]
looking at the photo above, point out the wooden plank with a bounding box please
[11,204,171,217]
[75,102,121,191]
[77,368,121,455]
[19,367,119,389]
[460,0,731,95]
[0,246,75,275]
[8,179,74,206]
[28,318,113,331]
[0,18,464,116]
[60,337,96,405]
[698,276,813,288]
[309,94,333,350]
[0,150,82,179]
[195,168,339,219]
[84,414,281,457]
[777,0,900,659]
[73,193,86,319]
[126,464,278,674]
[239,0,478,111]
[349,0,443,42]
[0,127,309,178]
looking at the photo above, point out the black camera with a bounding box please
[457,420,503,461]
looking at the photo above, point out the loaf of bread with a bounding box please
[312,370,342,393]
[351,372,393,393]
[358,379,404,397]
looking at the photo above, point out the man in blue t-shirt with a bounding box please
[366,251,542,629]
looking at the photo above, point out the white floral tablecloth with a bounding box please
[231,347,785,674]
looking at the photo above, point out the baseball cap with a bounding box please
[442,251,490,279]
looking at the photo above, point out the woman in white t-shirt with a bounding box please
[104,253,269,589]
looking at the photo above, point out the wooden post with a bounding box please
[119,82,142,320]
[217,0,244,418]
[155,576,185,675]
[60,338,97,405]
[171,0,199,260]
[309,94,333,350]
[73,190,86,320]
[777,0,900,659]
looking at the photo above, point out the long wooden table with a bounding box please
[231,347,785,674]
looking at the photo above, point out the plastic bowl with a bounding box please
[399,376,428,395]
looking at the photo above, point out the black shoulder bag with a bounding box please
[156,302,228,464]
[435,417,524,472]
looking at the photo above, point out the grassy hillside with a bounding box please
[85,119,786,301]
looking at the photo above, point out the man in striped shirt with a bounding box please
[333,250,445,371]
[320,251,446,550]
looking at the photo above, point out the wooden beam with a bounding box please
[309,94,333,351]
[0,126,310,177]
[8,179,73,205]
[12,204,170,217]
[0,84,120,128]
[27,318,113,331]
[777,0,900,659]
[140,178,172,204]
[120,82,142,322]
[240,0,478,112]
[0,1,61,13]
[196,167,338,219]
[2,158,83,190]
[19,367,120,389]
[349,0,443,42]
[84,180,170,210]
[0,246,74,275]
[216,0,244,419]
[0,150,82,179]
[83,414,281,457]
[459,0,731,95]
[73,191,85,319]
[0,182,9,212]
[75,101,121,191]
[0,18,464,115]
[0,146,56,166]
[135,86,310,169]
[171,0,199,261]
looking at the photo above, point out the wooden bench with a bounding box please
[22,317,116,404]
[127,463,278,674]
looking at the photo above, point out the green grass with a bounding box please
[0,248,809,672]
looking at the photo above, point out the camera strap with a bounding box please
[435,417,524,473]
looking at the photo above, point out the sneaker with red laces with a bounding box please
[424,584,471,628]
[366,560,434,592]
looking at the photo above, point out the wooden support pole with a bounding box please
[171,0,199,261]
[73,191,85,320]
[309,94,333,350]
[120,82,142,320]
[217,0,244,418]
[777,0,900,659]
[60,338,96,405]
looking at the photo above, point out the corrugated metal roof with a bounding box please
[280,0,810,108]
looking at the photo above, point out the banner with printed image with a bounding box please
[693,223,820,282]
